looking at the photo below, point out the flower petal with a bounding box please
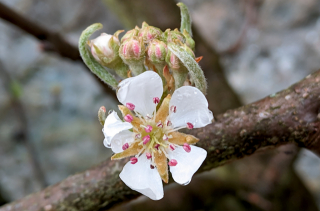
[169,86,213,128]
[120,154,164,200]
[111,130,134,153]
[168,145,207,185]
[103,111,132,148]
[117,71,163,117]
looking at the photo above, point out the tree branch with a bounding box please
[1,69,319,211]
[0,2,117,99]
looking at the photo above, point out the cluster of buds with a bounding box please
[88,20,198,92]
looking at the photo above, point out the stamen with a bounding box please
[183,143,191,153]
[143,135,151,144]
[135,133,141,139]
[170,144,175,151]
[153,97,160,104]
[165,120,172,127]
[130,157,138,164]
[170,105,177,113]
[154,144,160,150]
[187,122,194,129]
[122,143,129,150]
[126,103,135,110]
[163,134,169,141]
[150,165,155,169]
[168,159,177,166]
[124,114,133,122]
[167,126,186,133]
[144,125,153,133]
[156,121,163,128]
[146,152,152,159]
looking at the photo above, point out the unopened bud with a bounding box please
[121,28,139,43]
[165,28,186,44]
[147,39,167,64]
[138,24,162,43]
[98,106,106,126]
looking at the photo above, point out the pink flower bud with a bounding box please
[122,143,129,150]
[124,114,133,123]
[183,143,191,153]
[138,23,162,43]
[186,122,194,129]
[153,97,160,104]
[130,157,138,164]
[146,153,152,159]
[147,39,167,64]
[168,159,178,166]
[143,135,151,144]
[126,103,135,110]
[119,37,145,61]
[121,28,139,43]
[144,125,153,133]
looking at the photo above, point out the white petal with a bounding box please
[103,111,132,148]
[117,71,163,117]
[111,130,134,153]
[168,145,207,185]
[169,86,213,128]
[120,154,164,200]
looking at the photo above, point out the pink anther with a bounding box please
[122,143,129,150]
[168,159,177,166]
[153,97,160,104]
[130,157,138,164]
[145,125,153,133]
[146,153,152,159]
[126,103,135,110]
[170,144,175,151]
[183,143,191,153]
[124,114,133,123]
[170,105,176,113]
[143,135,151,144]
[186,122,194,129]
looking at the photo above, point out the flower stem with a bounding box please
[79,23,118,89]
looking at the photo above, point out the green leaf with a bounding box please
[168,43,207,94]
[78,23,118,89]
[177,2,192,37]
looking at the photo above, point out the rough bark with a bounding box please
[1,69,319,211]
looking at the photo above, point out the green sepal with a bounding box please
[177,2,192,37]
[79,23,118,89]
[168,42,207,94]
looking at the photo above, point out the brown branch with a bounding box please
[1,69,320,211]
[0,2,117,99]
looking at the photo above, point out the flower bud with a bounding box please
[119,36,146,75]
[89,30,129,78]
[138,22,162,43]
[121,27,139,43]
[147,39,167,64]
[164,28,186,44]
[119,36,145,62]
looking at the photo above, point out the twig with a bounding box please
[1,69,320,211]
[0,2,117,99]
[0,62,48,189]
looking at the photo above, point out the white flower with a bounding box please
[102,71,213,200]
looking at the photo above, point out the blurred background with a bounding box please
[0,0,320,210]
